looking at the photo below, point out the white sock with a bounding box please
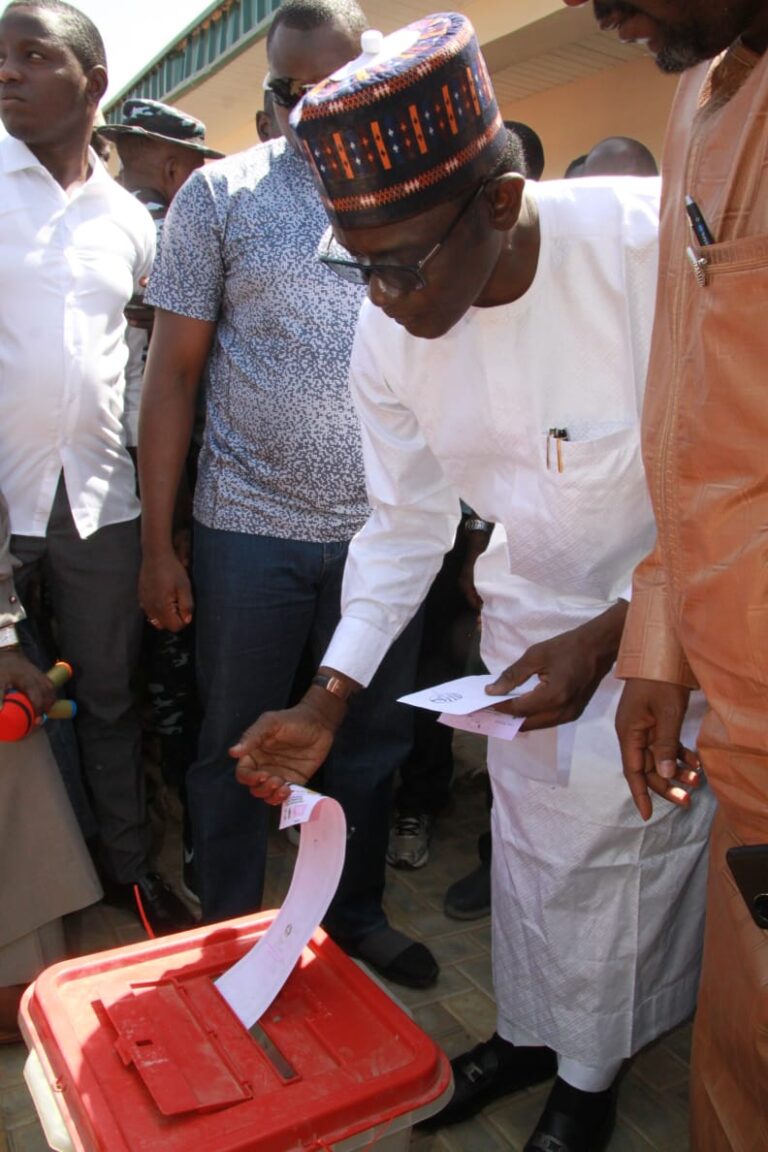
[557,1056,623,1093]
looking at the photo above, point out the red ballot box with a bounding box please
[20,911,452,1151]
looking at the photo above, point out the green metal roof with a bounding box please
[104,0,282,120]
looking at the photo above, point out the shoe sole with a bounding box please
[386,854,429,870]
[443,901,491,921]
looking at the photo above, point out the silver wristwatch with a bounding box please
[464,517,493,534]
[0,623,20,649]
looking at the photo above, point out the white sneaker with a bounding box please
[386,813,432,870]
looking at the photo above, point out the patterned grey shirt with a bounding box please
[146,138,369,541]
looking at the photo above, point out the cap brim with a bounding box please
[96,124,224,159]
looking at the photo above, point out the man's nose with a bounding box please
[0,54,22,82]
[367,272,409,308]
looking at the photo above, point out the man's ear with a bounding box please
[482,173,526,231]
[85,65,108,107]
[164,154,183,200]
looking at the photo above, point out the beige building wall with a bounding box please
[112,2,680,176]
[501,56,679,179]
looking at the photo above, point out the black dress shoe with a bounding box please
[524,1077,617,1152]
[419,1034,557,1129]
[443,860,491,920]
[103,872,197,937]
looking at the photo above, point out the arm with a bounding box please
[138,171,223,631]
[458,511,494,611]
[614,544,701,818]
[138,310,215,631]
[233,306,460,800]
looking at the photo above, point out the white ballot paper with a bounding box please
[215,786,346,1029]
[398,673,538,743]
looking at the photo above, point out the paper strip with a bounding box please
[438,710,525,741]
[215,787,346,1029]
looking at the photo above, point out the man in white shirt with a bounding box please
[232,14,715,1151]
[0,0,193,935]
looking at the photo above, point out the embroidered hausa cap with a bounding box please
[290,12,505,229]
[98,99,224,159]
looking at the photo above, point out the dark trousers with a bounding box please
[190,523,422,936]
[12,476,147,882]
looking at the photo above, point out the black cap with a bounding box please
[98,98,224,159]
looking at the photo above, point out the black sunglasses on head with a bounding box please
[262,73,315,109]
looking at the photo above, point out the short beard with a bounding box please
[593,2,721,75]
[654,35,711,74]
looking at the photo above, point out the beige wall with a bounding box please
[501,55,679,180]
[133,2,679,173]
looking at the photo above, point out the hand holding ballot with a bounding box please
[232,674,354,804]
[484,601,630,732]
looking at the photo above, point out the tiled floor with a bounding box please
[0,734,692,1150]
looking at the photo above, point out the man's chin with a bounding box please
[654,42,708,73]
[388,311,456,341]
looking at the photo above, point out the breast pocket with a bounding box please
[506,425,656,602]
[693,232,768,373]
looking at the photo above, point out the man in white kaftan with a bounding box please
[233,16,714,1150]
[327,174,713,1076]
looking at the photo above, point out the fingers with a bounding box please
[141,589,194,632]
[644,758,695,809]
[24,679,57,717]
[657,741,700,780]
[175,581,194,626]
[619,724,654,820]
[144,607,187,632]
[622,736,701,822]
[234,761,294,805]
[232,741,310,806]
[485,653,538,697]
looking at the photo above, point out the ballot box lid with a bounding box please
[20,912,452,1152]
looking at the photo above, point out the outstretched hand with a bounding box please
[616,677,701,820]
[484,600,627,731]
[231,693,344,805]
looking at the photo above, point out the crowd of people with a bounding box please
[1,1,766,1150]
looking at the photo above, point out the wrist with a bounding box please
[464,517,493,535]
[303,684,348,732]
[586,600,628,657]
[0,623,20,650]
[304,667,360,730]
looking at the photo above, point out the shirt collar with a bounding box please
[0,133,110,187]
[0,133,43,174]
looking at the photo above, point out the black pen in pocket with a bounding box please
[685,195,714,287]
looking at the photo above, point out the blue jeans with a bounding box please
[189,524,421,938]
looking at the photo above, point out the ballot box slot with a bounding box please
[247,1021,298,1081]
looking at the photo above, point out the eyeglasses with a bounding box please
[317,183,487,293]
[262,72,315,109]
